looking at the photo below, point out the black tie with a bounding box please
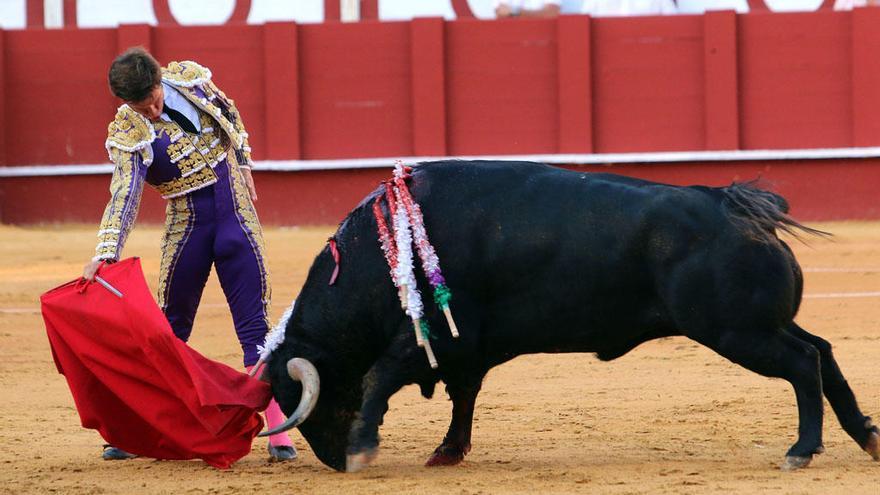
[164,103,198,134]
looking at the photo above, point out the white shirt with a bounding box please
[833,0,869,9]
[494,0,563,13]
[581,0,677,16]
[160,81,202,133]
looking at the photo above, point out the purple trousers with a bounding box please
[157,160,270,366]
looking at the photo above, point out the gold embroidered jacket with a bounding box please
[94,61,254,261]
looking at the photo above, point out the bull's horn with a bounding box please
[258,358,320,437]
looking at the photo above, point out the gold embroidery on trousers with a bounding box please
[158,194,194,310]
[227,152,272,324]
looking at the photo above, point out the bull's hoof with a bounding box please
[781,455,812,471]
[865,431,880,461]
[425,452,464,467]
[346,447,378,473]
[425,448,465,467]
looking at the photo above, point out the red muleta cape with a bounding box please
[40,258,272,469]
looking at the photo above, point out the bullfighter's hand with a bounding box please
[241,167,258,202]
[82,259,102,281]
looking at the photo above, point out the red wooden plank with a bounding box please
[26,0,43,29]
[116,24,152,55]
[324,0,340,22]
[262,22,301,159]
[738,11,851,149]
[703,10,739,150]
[446,19,559,155]
[0,13,877,167]
[410,17,447,156]
[556,15,592,154]
[0,29,5,166]
[153,24,266,159]
[5,29,117,165]
[4,160,880,225]
[298,22,412,159]
[851,8,880,147]
[361,0,379,21]
[64,0,77,28]
[591,15,705,153]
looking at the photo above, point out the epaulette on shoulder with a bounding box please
[162,60,213,88]
[105,105,155,156]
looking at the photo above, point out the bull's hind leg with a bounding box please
[786,323,879,461]
[692,328,824,470]
[426,379,483,466]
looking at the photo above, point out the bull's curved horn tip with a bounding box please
[257,358,320,437]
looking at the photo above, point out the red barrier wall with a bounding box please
[4,10,880,167]
[2,158,877,226]
[2,11,880,225]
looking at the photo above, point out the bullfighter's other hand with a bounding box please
[241,167,258,202]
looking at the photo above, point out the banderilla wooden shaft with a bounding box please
[413,318,426,347]
[413,319,438,368]
[442,305,459,338]
[422,339,438,369]
[399,284,409,310]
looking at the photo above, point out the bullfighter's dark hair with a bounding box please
[108,47,161,102]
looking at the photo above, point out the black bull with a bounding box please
[265,160,879,472]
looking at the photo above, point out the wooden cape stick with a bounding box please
[248,359,264,378]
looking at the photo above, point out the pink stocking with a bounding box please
[246,365,294,447]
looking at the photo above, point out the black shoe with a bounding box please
[267,444,297,462]
[102,444,137,461]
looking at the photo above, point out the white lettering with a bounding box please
[342,0,360,22]
[0,0,848,30]
[763,0,824,10]
[379,0,457,21]
[0,0,26,28]
[248,0,323,24]
[44,0,64,28]
[76,0,156,27]
[465,0,498,18]
[167,0,237,25]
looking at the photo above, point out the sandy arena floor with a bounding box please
[0,222,877,494]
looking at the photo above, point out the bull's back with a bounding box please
[404,161,730,358]
[410,160,723,284]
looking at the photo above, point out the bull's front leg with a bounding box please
[426,379,483,466]
[346,344,428,473]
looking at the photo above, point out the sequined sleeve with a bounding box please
[205,79,253,169]
[93,148,147,261]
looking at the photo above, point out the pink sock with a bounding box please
[265,399,294,447]
[246,365,294,447]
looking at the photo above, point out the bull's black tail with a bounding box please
[721,181,831,243]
